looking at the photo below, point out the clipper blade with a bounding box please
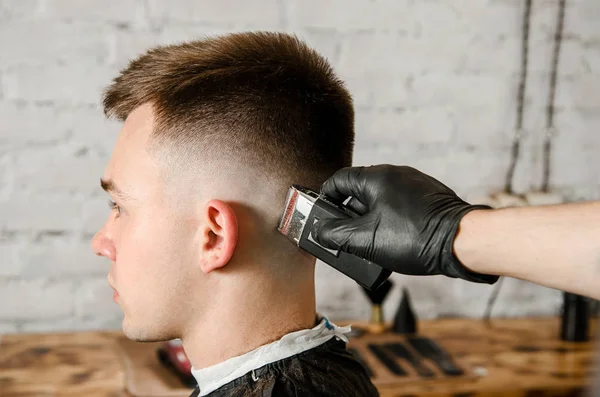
[277,185,317,244]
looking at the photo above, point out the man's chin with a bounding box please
[122,318,178,343]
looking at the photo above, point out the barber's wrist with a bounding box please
[453,208,497,278]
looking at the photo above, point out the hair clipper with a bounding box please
[278,185,391,290]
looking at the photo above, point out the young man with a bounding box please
[92,32,378,396]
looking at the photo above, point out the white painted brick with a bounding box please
[0,154,11,200]
[288,0,416,32]
[0,103,79,149]
[554,109,600,148]
[338,33,409,75]
[21,317,74,333]
[13,144,107,195]
[73,314,122,331]
[451,106,515,148]
[0,21,110,68]
[341,70,413,108]
[2,63,118,105]
[528,0,563,44]
[455,1,520,39]
[146,0,281,27]
[354,108,455,147]
[409,73,514,109]
[352,144,406,168]
[0,194,83,231]
[0,242,23,277]
[338,32,475,80]
[562,0,600,42]
[0,322,19,334]
[0,104,118,181]
[109,25,231,69]
[290,0,518,39]
[555,39,600,75]
[556,74,600,110]
[516,72,554,127]
[548,145,600,187]
[352,144,432,170]
[109,28,169,69]
[160,24,236,45]
[11,312,123,334]
[409,3,465,39]
[67,106,121,156]
[408,146,526,197]
[41,0,144,24]
[17,236,106,277]
[459,278,562,318]
[81,197,110,236]
[527,2,600,75]
[293,29,342,66]
[74,277,123,327]
[453,280,497,318]
[458,36,520,74]
[0,0,41,23]
[560,184,600,202]
[527,41,559,77]
[408,276,468,319]
[0,278,74,320]
[505,71,591,133]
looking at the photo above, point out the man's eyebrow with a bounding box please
[100,178,133,200]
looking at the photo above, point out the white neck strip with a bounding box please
[191,316,350,396]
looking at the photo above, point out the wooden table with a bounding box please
[0,317,597,397]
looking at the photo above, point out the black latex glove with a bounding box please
[311,165,498,284]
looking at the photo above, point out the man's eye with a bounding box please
[107,200,122,215]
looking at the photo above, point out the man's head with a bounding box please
[91,32,354,342]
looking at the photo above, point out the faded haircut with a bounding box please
[102,31,354,190]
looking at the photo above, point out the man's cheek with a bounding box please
[116,241,147,286]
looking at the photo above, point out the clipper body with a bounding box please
[278,185,391,290]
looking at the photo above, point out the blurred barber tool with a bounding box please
[361,279,393,334]
[383,343,435,378]
[368,344,407,376]
[393,288,417,334]
[278,184,391,290]
[561,292,589,342]
[407,337,464,376]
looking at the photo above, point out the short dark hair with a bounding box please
[102,31,354,190]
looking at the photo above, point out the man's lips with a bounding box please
[107,275,119,302]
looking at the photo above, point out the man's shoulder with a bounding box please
[287,339,379,396]
[203,339,379,397]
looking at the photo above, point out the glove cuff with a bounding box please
[442,205,500,284]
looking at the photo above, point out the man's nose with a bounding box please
[91,230,116,262]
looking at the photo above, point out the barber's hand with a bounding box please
[311,165,498,284]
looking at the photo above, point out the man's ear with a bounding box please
[199,200,238,274]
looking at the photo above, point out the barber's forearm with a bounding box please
[454,202,600,300]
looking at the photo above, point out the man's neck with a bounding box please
[181,266,316,369]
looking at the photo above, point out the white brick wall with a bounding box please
[0,278,74,321]
[1,0,598,334]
